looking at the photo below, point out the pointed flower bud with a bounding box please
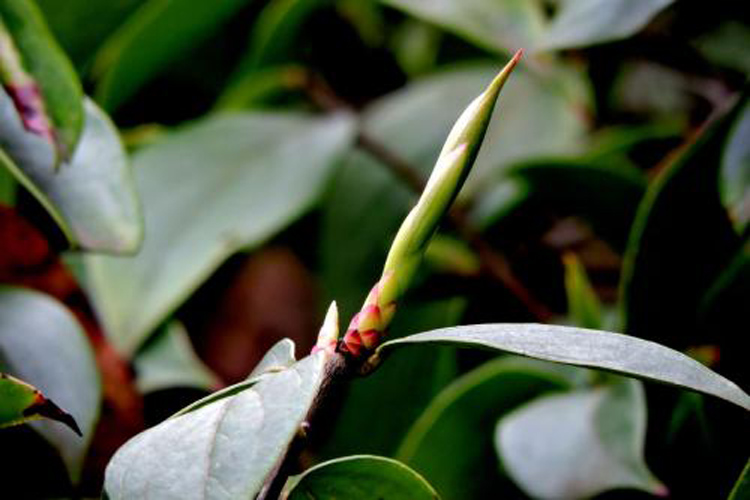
[312,301,339,357]
[339,51,522,362]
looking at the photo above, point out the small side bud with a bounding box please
[312,301,339,356]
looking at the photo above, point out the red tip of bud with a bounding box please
[341,330,363,357]
[360,329,381,350]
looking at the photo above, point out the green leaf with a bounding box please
[381,0,545,55]
[78,112,354,355]
[0,372,79,434]
[729,458,750,500]
[396,357,574,499]
[720,99,750,234]
[0,96,142,253]
[92,0,253,111]
[563,252,602,330]
[0,0,84,161]
[35,0,144,69]
[496,378,665,498]
[382,0,674,53]
[104,352,327,499]
[621,95,745,347]
[133,321,219,393]
[536,0,675,51]
[377,323,750,411]
[0,286,101,481]
[237,0,326,74]
[694,22,750,76]
[170,338,297,419]
[282,455,439,500]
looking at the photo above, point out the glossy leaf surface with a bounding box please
[283,455,439,500]
[379,323,750,411]
[496,378,664,498]
[104,352,327,500]
[0,96,142,252]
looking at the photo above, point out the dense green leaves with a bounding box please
[621,96,746,347]
[92,0,252,111]
[133,321,218,393]
[104,352,327,499]
[0,287,100,481]
[496,378,664,498]
[382,0,674,53]
[0,0,83,161]
[396,358,573,499]
[79,112,354,355]
[378,323,750,411]
[283,455,439,500]
[0,97,142,252]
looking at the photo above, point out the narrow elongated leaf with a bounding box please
[720,99,750,233]
[79,112,354,355]
[0,0,83,161]
[563,252,602,330]
[0,372,79,434]
[282,455,439,500]
[104,352,327,500]
[621,96,745,347]
[378,324,750,411]
[92,0,253,111]
[396,358,574,499]
[381,0,545,54]
[133,321,219,393]
[729,458,750,500]
[537,0,675,51]
[496,378,665,498]
[0,286,101,481]
[0,95,142,252]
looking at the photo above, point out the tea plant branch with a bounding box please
[302,66,553,323]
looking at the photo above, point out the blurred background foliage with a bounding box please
[0,0,748,498]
